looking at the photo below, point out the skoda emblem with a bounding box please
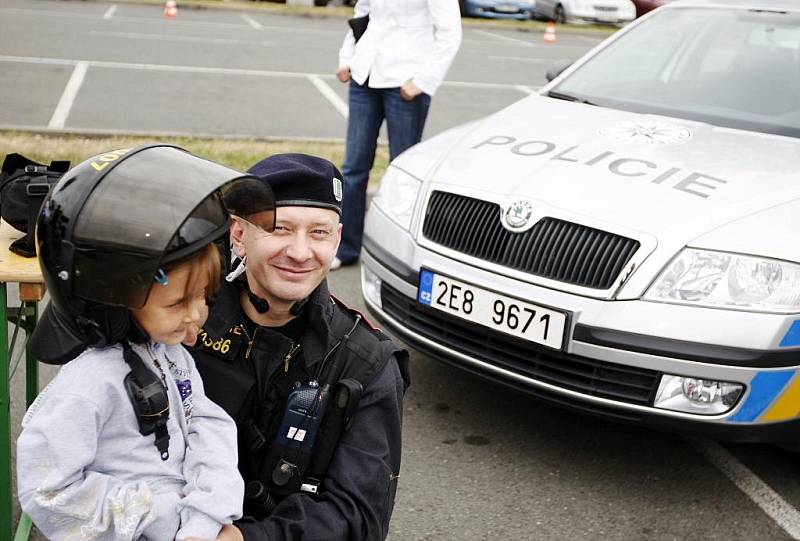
[503,200,534,230]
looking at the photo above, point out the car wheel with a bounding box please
[459,0,468,16]
[777,442,800,453]
[313,0,328,5]
[554,4,566,23]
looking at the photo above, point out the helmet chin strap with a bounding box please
[127,315,151,343]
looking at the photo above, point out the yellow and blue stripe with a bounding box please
[728,370,800,423]
[727,320,800,423]
[780,320,800,348]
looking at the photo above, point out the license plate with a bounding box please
[594,6,617,20]
[495,4,520,13]
[418,269,567,350]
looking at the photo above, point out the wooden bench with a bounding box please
[0,221,44,541]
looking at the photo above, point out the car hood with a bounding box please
[424,96,797,239]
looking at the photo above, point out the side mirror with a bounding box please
[546,60,574,82]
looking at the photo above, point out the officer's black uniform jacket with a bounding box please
[190,277,409,541]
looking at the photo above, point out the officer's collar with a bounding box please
[295,280,336,369]
[203,277,335,368]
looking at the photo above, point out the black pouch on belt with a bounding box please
[348,14,369,43]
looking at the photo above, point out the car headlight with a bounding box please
[371,166,422,231]
[644,248,800,313]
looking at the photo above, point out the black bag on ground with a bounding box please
[0,153,70,257]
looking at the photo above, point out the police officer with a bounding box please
[188,154,409,541]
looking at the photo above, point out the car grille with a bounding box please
[381,283,660,406]
[421,191,640,290]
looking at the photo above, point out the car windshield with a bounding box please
[550,6,800,138]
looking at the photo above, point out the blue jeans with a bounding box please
[337,81,431,264]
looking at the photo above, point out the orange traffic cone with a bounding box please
[164,0,178,18]
[543,21,556,44]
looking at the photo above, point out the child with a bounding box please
[16,145,274,540]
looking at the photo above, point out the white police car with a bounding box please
[360,0,800,442]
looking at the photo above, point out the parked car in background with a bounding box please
[460,0,536,19]
[361,0,800,444]
[631,0,676,18]
[534,0,635,23]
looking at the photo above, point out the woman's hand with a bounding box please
[400,79,422,101]
[336,66,351,83]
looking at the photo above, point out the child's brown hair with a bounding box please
[163,243,222,301]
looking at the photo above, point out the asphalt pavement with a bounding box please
[3,1,800,540]
[0,0,602,139]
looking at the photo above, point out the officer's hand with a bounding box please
[336,66,351,83]
[185,524,244,541]
[400,79,422,101]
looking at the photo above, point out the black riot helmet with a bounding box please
[32,144,275,364]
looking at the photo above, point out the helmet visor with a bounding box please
[70,147,274,308]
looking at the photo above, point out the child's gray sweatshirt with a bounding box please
[17,341,244,540]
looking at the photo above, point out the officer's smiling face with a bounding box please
[234,206,342,312]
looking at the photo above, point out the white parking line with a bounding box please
[443,79,541,91]
[690,438,800,540]
[473,28,537,47]
[0,56,75,67]
[89,30,273,47]
[48,61,88,129]
[515,85,536,95]
[490,55,570,64]
[307,74,348,118]
[472,28,591,49]
[0,7,341,33]
[0,55,534,92]
[241,14,263,30]
[103,5,117,20]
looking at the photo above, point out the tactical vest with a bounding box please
[192,300,409,509]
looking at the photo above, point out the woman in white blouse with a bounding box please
[335,0,462,268]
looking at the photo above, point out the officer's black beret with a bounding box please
[247,153,343,215]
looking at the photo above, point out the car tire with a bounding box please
[314,0,328,5]
[459,0,468,16]
[777,442,800,454]
[554,4,567,23]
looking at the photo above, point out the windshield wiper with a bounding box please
[547,90,596,105]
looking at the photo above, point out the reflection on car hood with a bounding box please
[428,95,800,244]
